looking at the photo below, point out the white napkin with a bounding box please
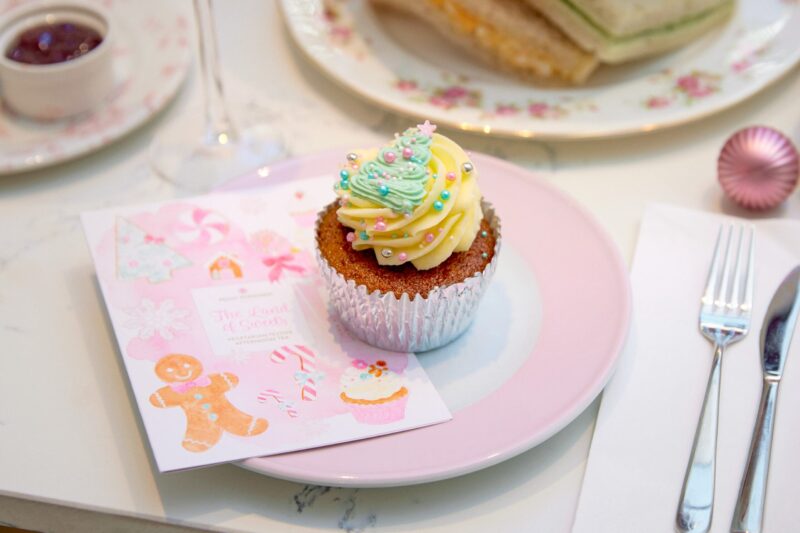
[573,204,800,533]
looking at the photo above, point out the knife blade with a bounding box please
[731,265,800,533]
[761,266,800,378]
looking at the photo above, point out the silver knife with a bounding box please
[731,265,800,533]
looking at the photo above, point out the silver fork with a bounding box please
[675,224,755,533]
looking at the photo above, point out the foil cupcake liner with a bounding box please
[315,200,502,352]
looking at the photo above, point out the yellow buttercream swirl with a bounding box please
[335,132,482,270]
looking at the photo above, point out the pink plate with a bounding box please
[221,149,631,487]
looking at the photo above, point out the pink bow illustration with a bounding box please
[262,254,305,282]
[169,375,211,393]
[144,234,164,244]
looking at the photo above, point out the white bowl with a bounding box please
[0,0,115,121]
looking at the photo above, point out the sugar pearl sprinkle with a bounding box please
[346,232,356,242]
[402,147,413,159]
[381,249,393,258]
[398,252,408,262]
[346,152,358,162]
[462,161,474,173]
[338,169,350,190]
[383,151,397,164]
[433,200,444,211]
[481,252,489,259]
[446,171,456,181]
[480,230,488,238]
[424,232,435,243]
[374,217,387,231]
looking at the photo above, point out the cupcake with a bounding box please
[315,121,501,352]
[340,359,408,425]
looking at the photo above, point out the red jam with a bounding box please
[6,22,103,65]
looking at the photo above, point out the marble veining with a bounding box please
[292,485,377,532]
[337,489,376,533]
[293,485,331,513]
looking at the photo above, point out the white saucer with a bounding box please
[0,0,191,174]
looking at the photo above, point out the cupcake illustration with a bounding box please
[340,359,408,425]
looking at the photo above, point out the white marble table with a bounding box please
[1,2,799,532]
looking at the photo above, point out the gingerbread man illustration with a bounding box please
[149,354,268,452]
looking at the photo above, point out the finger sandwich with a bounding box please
[524,0,735,63]
[371,0,599,84]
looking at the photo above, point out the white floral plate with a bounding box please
[0,0,191,175]
[281,0,800,140]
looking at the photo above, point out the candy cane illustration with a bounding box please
[175,208,229,245]
[257,388,299,418]
[269,344,321,401]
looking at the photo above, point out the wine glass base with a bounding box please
[151,110,286,192]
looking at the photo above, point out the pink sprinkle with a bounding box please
[346,232,356,242]
[384,151,397,164]
[402,147,413,159]
[374,221,387,231]
[425,233,435,243]
[398,252,408,262]
[446,172,456,181]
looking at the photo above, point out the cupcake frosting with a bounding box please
[340,360,404,401]
[334,121,483,270]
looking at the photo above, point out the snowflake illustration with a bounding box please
[123,299,190,340]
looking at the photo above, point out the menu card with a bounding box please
[82,176,451,472]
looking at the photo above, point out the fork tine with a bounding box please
[728,226,745,310]
[702,225,726,307]
[742,227,755,314]
[715,225,734,309]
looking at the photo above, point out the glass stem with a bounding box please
[193,0,238,147]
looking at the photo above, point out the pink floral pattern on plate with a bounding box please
[394,78,597,120]
[321,0,369,60]
[643,70,722,109]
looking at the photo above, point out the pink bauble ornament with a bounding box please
[718,126,799,210]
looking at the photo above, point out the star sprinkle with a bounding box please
[417,120,437,137]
